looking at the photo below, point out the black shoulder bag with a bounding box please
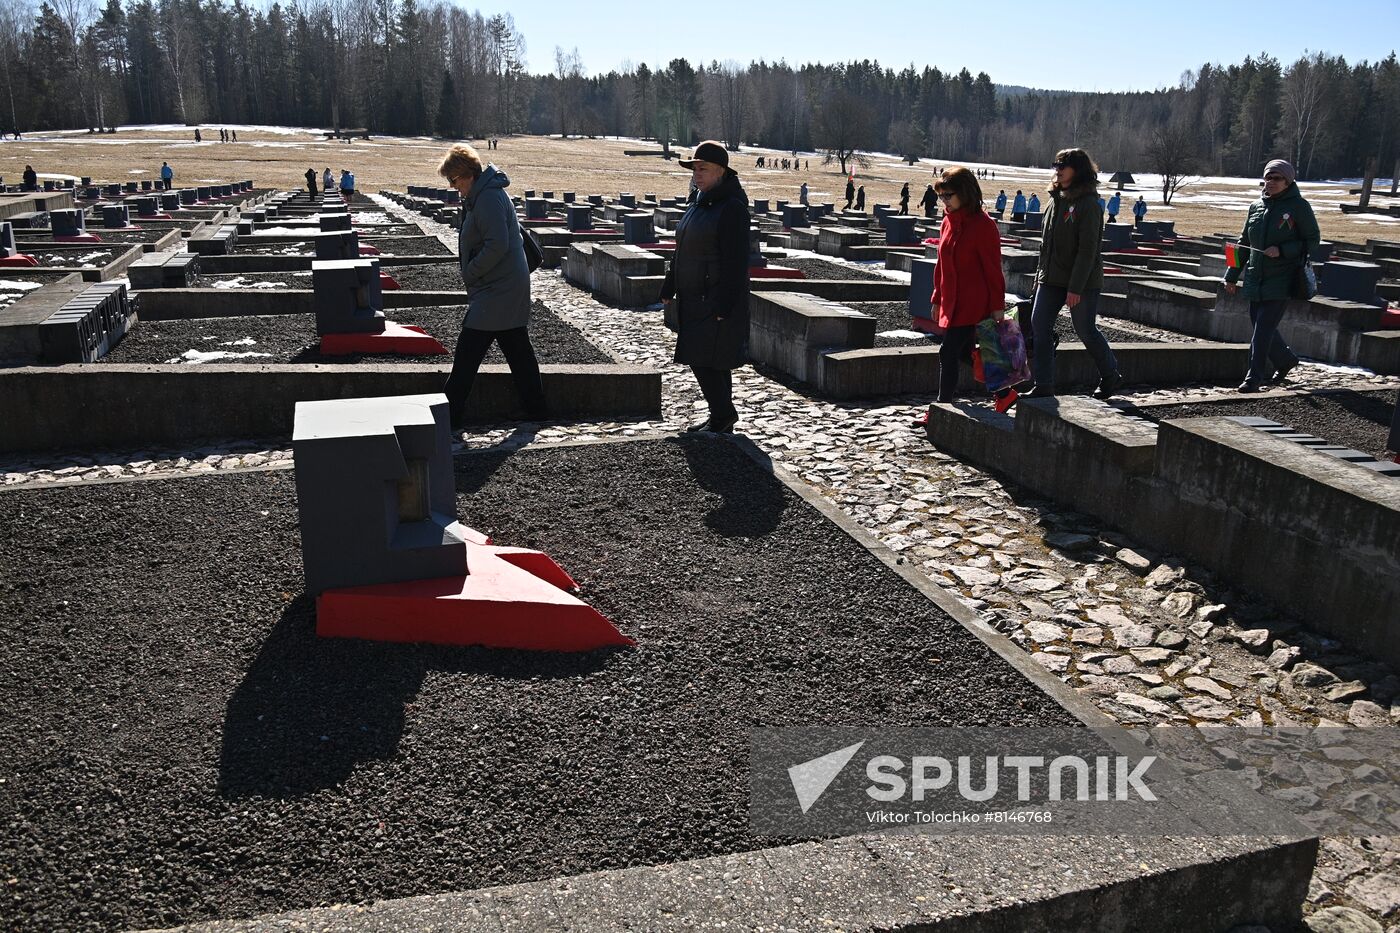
[521,227,544,273]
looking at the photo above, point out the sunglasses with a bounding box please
[936,192,956,201]
[1052,162,1068,170]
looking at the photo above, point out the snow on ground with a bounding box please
[211,278,284,290]
[166,348,272,364]
[0,280,44,291]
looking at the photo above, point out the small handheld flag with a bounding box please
[1224,242,1249,269]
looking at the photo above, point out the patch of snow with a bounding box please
[878,329,930,340]
[0,280,44,291]
[212,277,284,290]
[219,337,258,346]
[166,349,273,364]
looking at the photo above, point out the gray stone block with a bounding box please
[0,222,15,258]
[319,212,353,232]
[312,258,385,335]
[314,230,361,262]
[621,213,654,245]
[38,282,132,363]
[50,209,85,236]
[293,393,468,596]
[1104,223,1135,251]
[910,257,935,321]
[101,204,130,228]
[565,204,592,231]
[884,215,916,245]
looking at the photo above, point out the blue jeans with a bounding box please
[1029,285,1119,390]
[1246,299,1299,384]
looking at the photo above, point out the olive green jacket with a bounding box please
[1224,182,1320,301]
[1036,181,1104,294]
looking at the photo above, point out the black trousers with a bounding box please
[691,365,737,424]
[939,324,977,401]
[306,182,317,200]
[445,325,548,422]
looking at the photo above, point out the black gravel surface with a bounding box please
[1131,390,1399,460]
[193,263,463,292]
[0,438,1077,932]
[22,248,121,267]
[102,300,612,365]
[237,236,451,257]
[778,256,889,281]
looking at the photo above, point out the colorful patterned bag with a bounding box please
[974,315,1031,393]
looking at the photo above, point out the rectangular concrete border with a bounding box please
[0,363,661,454]
[106,432,1316,933]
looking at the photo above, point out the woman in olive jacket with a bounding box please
[660,140,751,433]
[1025,147,1121,399]
[1223,159,1319,391]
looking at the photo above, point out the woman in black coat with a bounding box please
[660,140,750,433]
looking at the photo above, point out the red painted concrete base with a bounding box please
[0,254,39,267]
[379,272,401,290]
[910,316,944,335]
[316,537,632,651]
[137,213,174,220]
[1380,309,1400,328]
[358,244,381,256]
[54,233,103,243]
[318,322,448,355]
[1106,246,1165,256]
[750,266,806,279]
[103,225,143,231]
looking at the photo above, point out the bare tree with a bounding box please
[1144,122,1199,205]
[815,89,871,175]
[552,44,582,137]
[1280,52,1329,177]
[712,61,746,150]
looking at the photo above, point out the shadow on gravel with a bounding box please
[670,435,785,538]
[218,594,617,800]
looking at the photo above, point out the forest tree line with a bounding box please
[2,0,1397,182]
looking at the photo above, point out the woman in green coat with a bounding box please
[1223,159,1320,391]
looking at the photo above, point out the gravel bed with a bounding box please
[777,256,889,281]
[193,263,464,292]
[0,438,1076,932]
[101,299,612,365]
[236,236,451,257]
[1131,390,1398,460]
[23,248,121,268]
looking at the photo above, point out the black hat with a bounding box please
[679,140,735,174]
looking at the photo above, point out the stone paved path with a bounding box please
[3,194,1397,931]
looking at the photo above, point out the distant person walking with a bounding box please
[1011,190,1026,222]
[194,128,202,142]
[844,176,855,210]
[1028,192,1041,214]
[855,185,865,211]
[304,167,318,200]
[1133,195,1147,224]
[799,181,809,206]
[22,164,37,190]
[1223,159,1319,392]
[160,161,173,190]
[1106,191,1121,223]
[1025,147,1121,400]
[994,190,1007,214]
[925,166,1006,406]
[438,143,548,426]
[919,184,937,218]
[899,182,910,215]
[661,141,751,433]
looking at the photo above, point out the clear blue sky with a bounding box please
[497,0,1397,92]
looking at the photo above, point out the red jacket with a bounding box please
[930,207,1005,329]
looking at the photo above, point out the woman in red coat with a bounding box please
[929,166,1006,403]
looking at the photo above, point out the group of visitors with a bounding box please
[426,137,1320,437]
[302,167,355,200]
[755,156,806,170]
[994,189,1041,222]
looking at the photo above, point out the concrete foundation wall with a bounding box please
[134,289,469,320]
[925,397,1400,669]
[0,363,661,454]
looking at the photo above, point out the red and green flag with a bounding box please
[1224,242,1248,269]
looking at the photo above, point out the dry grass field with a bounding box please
[5,123,1399,243]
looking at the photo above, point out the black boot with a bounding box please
[1093,372,1124,400]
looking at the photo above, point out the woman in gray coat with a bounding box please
[660,140,751,433]
[437,143,547,426]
